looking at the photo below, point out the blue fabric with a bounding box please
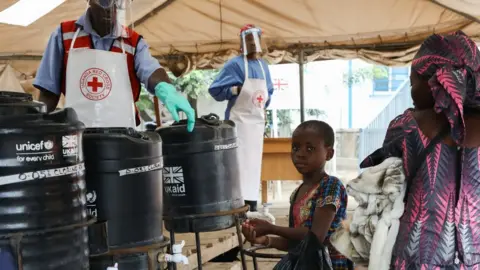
[33,13,161,96]
[98,0,112,7]
[0,248,16,270]
[208,56,274,120]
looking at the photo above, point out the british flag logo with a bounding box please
[62,135,78,148]
[163,167,184,184]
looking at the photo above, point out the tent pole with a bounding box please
[154,96,162,127]
[348,60,353,128]
[299,48,305,123]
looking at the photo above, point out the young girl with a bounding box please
[242,120,350,269]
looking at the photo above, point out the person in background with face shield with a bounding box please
[34,0,195,131]
[209,24,275,218]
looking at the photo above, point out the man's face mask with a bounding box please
[240,28,262,56]
[88,0,133,38]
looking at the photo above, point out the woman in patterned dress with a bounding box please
[360,31,480,269]
[242,120,350,269]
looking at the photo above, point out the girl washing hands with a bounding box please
[242,120,351,269]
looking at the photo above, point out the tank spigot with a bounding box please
[158,240,189,265]
[262,203,276,224]
[172,240,185,254]
[106,263,118,270]
[262,203,272,213]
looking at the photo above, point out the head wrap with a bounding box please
[412,31,480,144]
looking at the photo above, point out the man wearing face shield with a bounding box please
[34,0,195,131]
[209,24,275,216]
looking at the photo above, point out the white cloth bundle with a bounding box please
[330,157,406,270]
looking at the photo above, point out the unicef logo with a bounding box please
[86,190,97,204]
[44,140,54,150]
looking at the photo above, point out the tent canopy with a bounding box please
[0,0,479,77]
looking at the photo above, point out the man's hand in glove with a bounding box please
[154,82,196,132]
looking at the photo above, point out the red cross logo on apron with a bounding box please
[252,90,266,108]
[87,77,103,92]
[80,68,112,101]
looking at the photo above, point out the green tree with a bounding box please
[265,110,273,137]
[343,65,388,87]
[135,85,155,122]
[169,69,219,100]
[135,69,220,122]
[277,109,293,126]
[306,108,326,118]
[169,69,219,115]
[275,109,293,137]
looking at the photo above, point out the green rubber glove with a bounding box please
[154,82,196,132]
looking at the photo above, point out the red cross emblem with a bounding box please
[87,77,103,93]
[273,78,288,91]
[252,90,266,108]
[80,68,112,101]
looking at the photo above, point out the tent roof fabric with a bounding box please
[139,0,480,54]
[0,0,479,76]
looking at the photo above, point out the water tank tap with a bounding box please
[262,203,272,214]
[158,240,189,265]
[262,203,276,224]
[106,263,118,270]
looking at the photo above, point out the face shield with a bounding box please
[240,27,262,56]
[88,0,133,38]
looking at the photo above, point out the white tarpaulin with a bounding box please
[0,0,478,77]
[0,64,23,92]
[432,0,480,17]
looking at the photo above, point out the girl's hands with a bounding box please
[241,220,269,245]
[247,218,274,237]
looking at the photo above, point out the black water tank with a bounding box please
[157,113,243,233]
[83,128,164,250]
[0,91,89,269]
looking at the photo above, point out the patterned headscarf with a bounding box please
[412,31,480,144]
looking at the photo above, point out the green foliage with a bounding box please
[169,69,220,99]
[277,109,293,126]
[264,108,327,137]
[306,108,326,118]
[135,69,220,122]
[265,110,273,136]
[136,86,153,112]
[266,109,327,129]
[134,86,157,122]
[343,65,388,87]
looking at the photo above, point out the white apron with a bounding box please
[65,28,136,128]
[229,57,268,202]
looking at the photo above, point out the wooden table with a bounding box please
[261,138,302,203]
[167,227,240,270]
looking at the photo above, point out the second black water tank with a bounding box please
[157,113,243,233]
[83,128,164,250]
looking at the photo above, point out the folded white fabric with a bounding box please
[330,157,406,270]
[246,211,276,224]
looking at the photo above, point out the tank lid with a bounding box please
[0,91,33,102]
[84,127,155,141]
[156,113,236,145]
[0,91,46,116]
